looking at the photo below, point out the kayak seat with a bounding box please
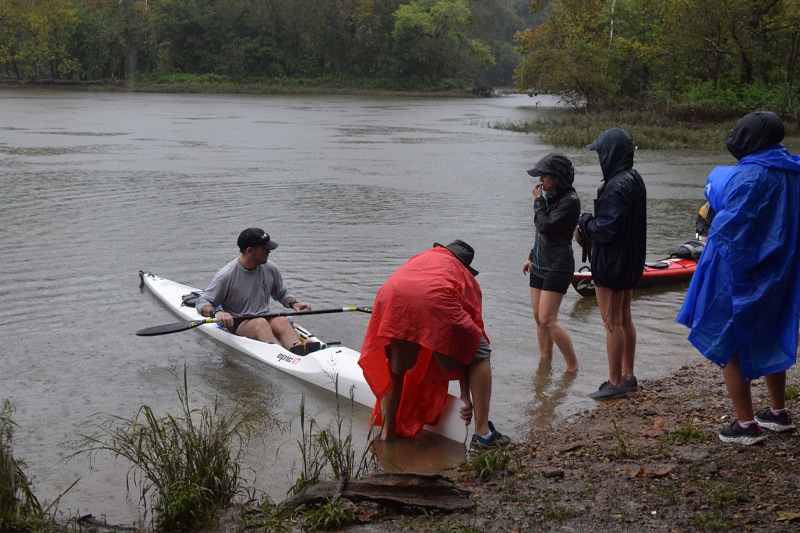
[645,261,669,269]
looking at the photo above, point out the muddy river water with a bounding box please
[0,89,736,522]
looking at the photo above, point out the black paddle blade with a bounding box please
[136,317,216,336]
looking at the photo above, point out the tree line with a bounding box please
[2,0,799,116]
[516,0,800,115]
[0,0,537,87]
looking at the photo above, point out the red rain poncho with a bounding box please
[358,246,487,438]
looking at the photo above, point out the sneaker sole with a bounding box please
[588,392,628,401]
[468,444,509,455]
[755,418,796,432]
[718,433,765,445]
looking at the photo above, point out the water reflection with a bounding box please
[371,432,468,473]
[526,359,577,435]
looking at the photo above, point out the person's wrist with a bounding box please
[208,308,216,318]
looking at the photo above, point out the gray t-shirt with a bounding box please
[196,258,294,317]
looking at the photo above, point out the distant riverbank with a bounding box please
[0,75,495,98]
[4,77,798,151]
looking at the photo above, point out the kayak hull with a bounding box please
[572,257,697,297]
[138,271,468,444]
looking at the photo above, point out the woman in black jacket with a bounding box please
[522,153,581,373]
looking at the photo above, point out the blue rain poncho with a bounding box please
[676,121,800,380]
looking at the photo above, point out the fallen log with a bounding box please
[280,472,473,511]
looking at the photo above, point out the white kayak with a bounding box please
[138,271,469,444]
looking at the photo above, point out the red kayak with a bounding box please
[572,256,698,297]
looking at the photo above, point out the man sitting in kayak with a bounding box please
[358,240,511,452]
[195,227,317,355]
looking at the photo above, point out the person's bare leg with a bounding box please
[619,289,636,381]
[764,370,787,411]
[722,353,754,422]
[380,340,420,441]
[268,317,301,349]
[469,359,492,437]
[530,287,554,360]
[236,318,280,343]
[595,287,624,386]
[538,290,579,373]
[380,371,405,441]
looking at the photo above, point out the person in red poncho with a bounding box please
[358,240,510,451]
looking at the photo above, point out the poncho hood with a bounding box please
[725,111,785,160]
[587,128,635,180]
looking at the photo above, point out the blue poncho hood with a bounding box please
[676,113,800,380]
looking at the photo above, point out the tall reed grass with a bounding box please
[288,379,376,496]
[71,367,252,531]
[0,399,43,530]
[490,110,734,150]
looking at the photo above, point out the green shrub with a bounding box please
[681,81,800,120]
[72,367,253,531]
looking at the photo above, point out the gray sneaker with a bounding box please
[624,376,639,391]
[588,380,628,400]
[755,408,795,432]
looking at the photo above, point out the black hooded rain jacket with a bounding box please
[529,166,581,273]
[579,128,647,290]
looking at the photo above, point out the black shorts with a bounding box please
[229,315,276,335]
[529,268,572,294]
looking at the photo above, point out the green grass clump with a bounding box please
[299,498,356,531]
[706,486,747,509]
[661,422,708,445]
[72,367,253,531]
[0,399,43,530]
[463,447,513,480]
[611,419,630,458]
[785,383,799,401]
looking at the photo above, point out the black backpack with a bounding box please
[671,239,705,260]
[181,291,202,307]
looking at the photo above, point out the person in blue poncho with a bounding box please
[677,111,800,445]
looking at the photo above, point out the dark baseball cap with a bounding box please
[527,153,575,185]
[237,228,279,252]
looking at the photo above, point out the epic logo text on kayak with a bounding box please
[277,353,301,365]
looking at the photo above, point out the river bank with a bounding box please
[230,359,800,532]
[4,81,798,151]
